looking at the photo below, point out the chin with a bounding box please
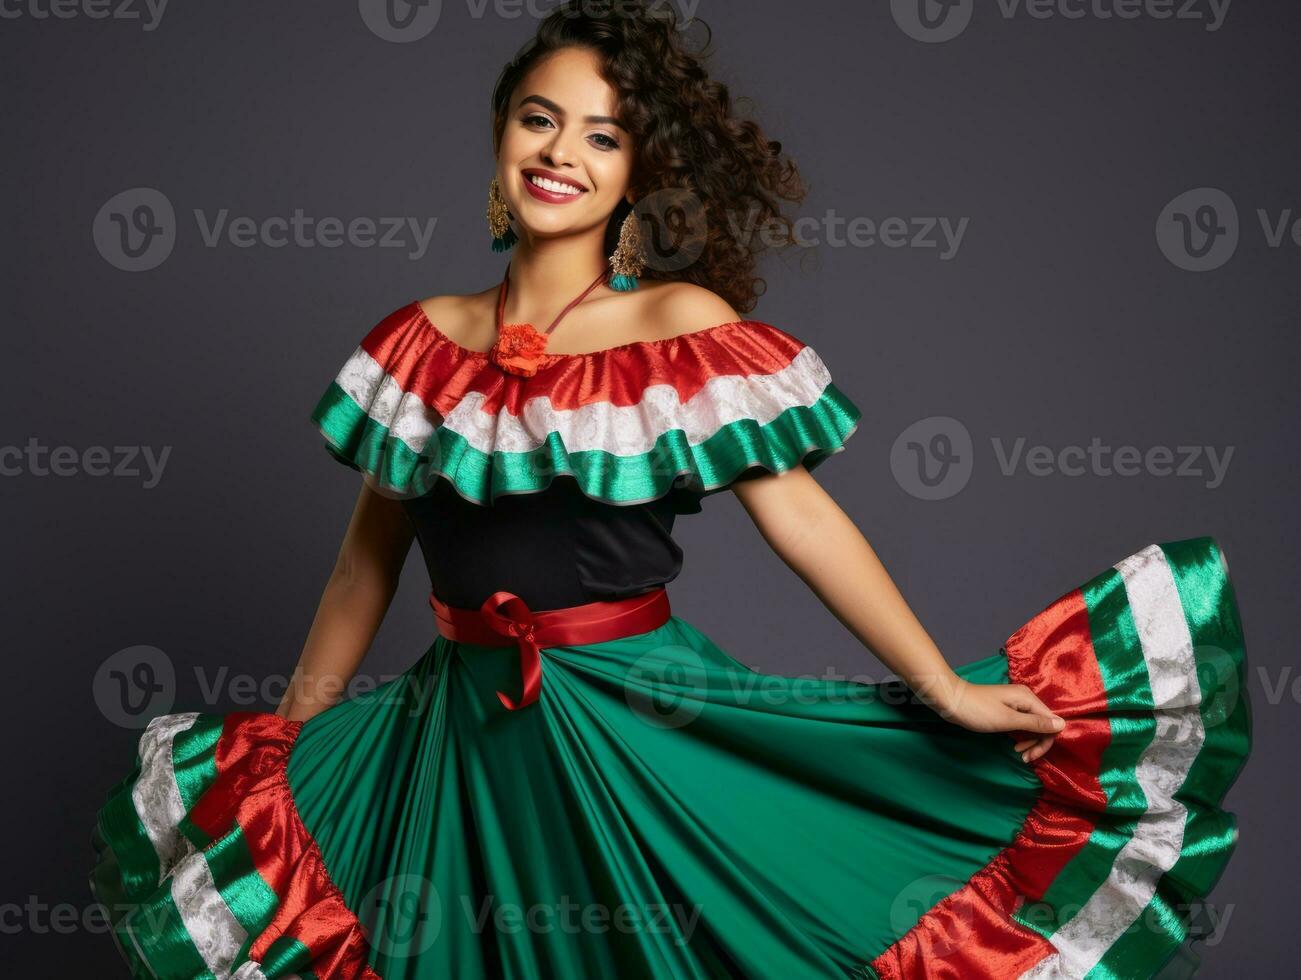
[513,208,593,236]
[521,223,587,242]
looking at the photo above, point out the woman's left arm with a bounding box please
[731,464,1065,762]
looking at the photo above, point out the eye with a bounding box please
[590,132,620,151]
[523,113,554,129]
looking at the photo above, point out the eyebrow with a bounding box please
[517,94,625,130]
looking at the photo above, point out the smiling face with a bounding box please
[495,46,634,243]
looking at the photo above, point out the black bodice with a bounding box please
[401,478,686,610]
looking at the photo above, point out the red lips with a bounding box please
[521,168,588,204]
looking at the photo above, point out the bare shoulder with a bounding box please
[414,286,498,349]
[639,281,744,339]
[414,286,496,324]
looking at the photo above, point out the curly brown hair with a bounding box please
[489,0,806,314]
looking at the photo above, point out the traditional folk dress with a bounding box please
[91,301,1251,979]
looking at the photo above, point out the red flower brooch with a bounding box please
[489,322,551,378]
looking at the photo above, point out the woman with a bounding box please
[90,4,1250,978]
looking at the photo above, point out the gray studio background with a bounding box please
[3,1,1296,975]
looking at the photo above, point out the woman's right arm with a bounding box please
[276,481,416,722]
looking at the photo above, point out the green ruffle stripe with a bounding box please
[1087,539,1249,977]
[309,379,863,505]
[1012,538,1249,977]
[90,715,322,980]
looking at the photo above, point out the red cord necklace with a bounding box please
[488,260,611,377]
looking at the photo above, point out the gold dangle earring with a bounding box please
[609,203,646,291]
[487,176,517,252]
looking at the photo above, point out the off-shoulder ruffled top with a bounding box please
[309,301,862,608]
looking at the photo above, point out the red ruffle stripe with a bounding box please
[358,303,809,416]
[871,588,1109,979]
[187,713,381,978]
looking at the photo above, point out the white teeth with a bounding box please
[528,175,582,196]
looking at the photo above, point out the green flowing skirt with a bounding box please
[90,537,1250,979]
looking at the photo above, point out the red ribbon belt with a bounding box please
[429,587,672,710]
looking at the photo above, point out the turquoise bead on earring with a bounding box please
[491,226,518,252]
[610,272,638,291]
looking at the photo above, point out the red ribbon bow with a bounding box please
[428,587,673,712]
[478,591,544,710]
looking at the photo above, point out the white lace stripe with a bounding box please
[168,848,249,979]
[1020,544,1204,978]
[131,712,201,880]
[333,343,835,459]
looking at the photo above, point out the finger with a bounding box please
[1018,736,1051,763]
[1006,692,1065,730]
[1006,685,1039,711]
[1011,733,1048,747]
[1006,707,1064,735]
[1006,689,1065,731]
[1006,688,1055,715]
[1025,692,1066,728]
[1023,735,1055,763]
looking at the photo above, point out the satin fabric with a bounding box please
[285,615,1037,979]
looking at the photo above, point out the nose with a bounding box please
[541,124,581,168]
